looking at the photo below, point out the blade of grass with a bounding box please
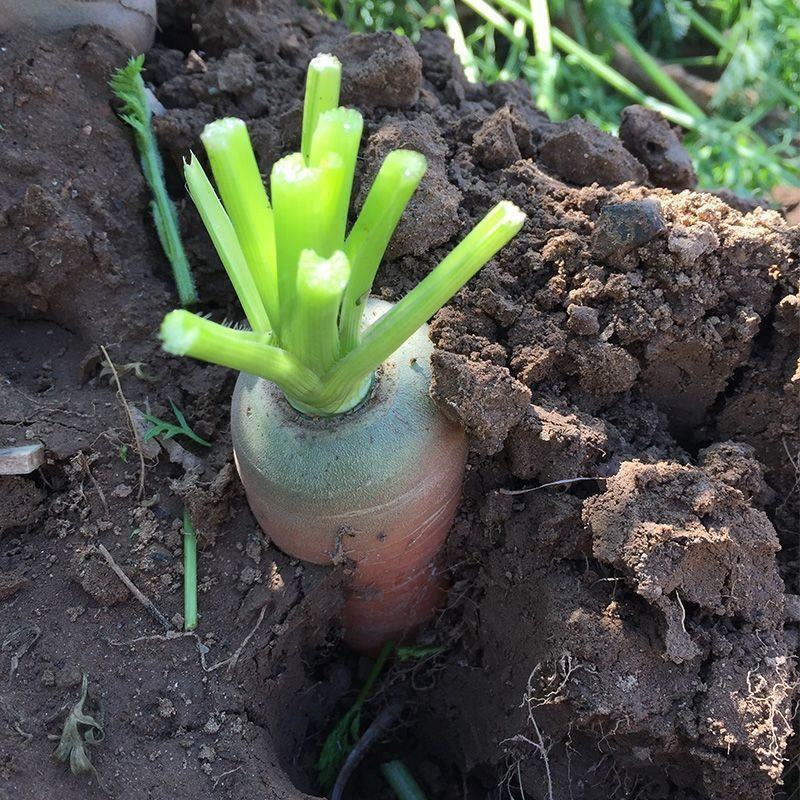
[528,0,557,115]
[340,150,427,354]
[301,53,342,164]
[441,0,480,82]
[160,311,322,401]
[110,56,197,306]
[184,155,271,333]
[201,118,281,334]
[182,511,198,631]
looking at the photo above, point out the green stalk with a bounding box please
[315,201,526,412]
[490,0,698,128]
[301,53,342,164]
[110,56,197,306]
[271,152,344,319]
[528,0,557,115]
[340,150,427,354]
[182,510,198,631]
[605,17,706,119]
[440,0,480,83]
[284,250,350,378]
[160,311,322,401]
[381,761,429,800]
[184,156,271,333]
[201,118,280,334]
[308,107,364,248]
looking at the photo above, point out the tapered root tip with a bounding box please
[160,310,198,355]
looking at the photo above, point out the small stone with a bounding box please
[245,538,262,564]
[56,664,83,688]
[591,198,666,262]
[41,668,55,686]
[66,606,85,622]
[785,595,800,623]
[567,305,600,336]
[112,484,133,498]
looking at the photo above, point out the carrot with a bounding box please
[158,53,525,652]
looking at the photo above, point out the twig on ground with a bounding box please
[96,544,172,630]
[212,765,243,788]
[100,345,146,499]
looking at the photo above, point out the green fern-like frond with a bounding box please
[110,55,197,306]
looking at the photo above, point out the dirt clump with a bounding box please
[619,104,697,190]
[538,115,649,186]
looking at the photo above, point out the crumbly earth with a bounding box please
[0,2,798,799]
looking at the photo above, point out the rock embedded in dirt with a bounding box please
[619,105,697,190]
[334,32,422,109]
[538,116,648,187]
[0,476,45,535]
[430,351,531,455]
[591,197,667,262]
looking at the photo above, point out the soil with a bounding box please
[0,2,798,800]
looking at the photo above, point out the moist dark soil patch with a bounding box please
[1,2,798,799]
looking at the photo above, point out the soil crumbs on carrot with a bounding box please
[0,2,798,799]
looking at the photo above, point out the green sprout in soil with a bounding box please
[110,56,197,306]
[381,760,429,800]
[159,53,525,417]
[53,672,105,776]
[142,400,210,447]
[317,641,394,791]
[182,510,198,631]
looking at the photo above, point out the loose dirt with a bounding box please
[0,2,797,799]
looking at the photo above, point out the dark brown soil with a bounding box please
[1,2,798,799]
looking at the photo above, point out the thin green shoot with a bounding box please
[381,761,429,800]
[182,510,198,631]
[301,53,342,164]
[309,108,364,247]
[440,0,479,82]
[285,250,350,377]
[270,152,344,317]
[53,672,105,776]
[142,399,211,448]
[528,0,557,116]
[110,56,197,306]
[316,641,394,792]
[340,150,427,354]
[201,118,280,333]
[184,155,271,334]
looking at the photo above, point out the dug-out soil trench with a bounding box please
[0,2,797,799]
